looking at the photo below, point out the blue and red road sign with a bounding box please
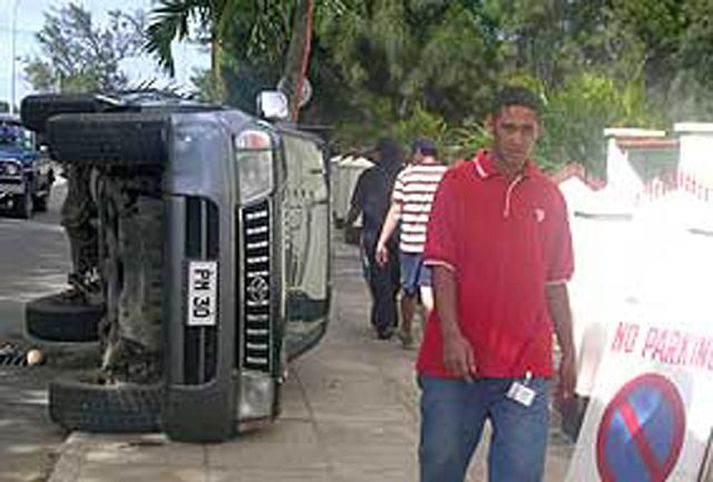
[596,373,686,482]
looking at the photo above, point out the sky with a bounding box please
[0,0,209,109]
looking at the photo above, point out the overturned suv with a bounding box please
[21,92,330,442]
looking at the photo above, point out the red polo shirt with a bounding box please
[417,150,574,379]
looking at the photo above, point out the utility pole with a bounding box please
[10,0,20,115]
[282,0,314,122]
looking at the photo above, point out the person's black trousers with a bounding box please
[361,234,399,337]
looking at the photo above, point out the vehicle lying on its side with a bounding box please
[21,91,331,442]
[0,114,54,218]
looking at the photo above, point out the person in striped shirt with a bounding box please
[376,138,448,348]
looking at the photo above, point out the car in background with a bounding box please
[0,114,54,218]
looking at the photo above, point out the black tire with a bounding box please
[49,371,161,433]
[47,112,169,166]
[26,293,103,343]
[14,191,33,219]
[20,94,109,134]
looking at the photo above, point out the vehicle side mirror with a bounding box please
[256,91,289,121]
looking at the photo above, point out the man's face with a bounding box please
[487,105,540,172]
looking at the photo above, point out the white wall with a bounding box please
[603,128,667,212]
[566,127,713,396]
[675,123,713,189]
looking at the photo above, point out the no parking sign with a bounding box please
[566,317,713,481]
[597,374,686,482]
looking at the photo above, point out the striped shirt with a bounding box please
[392,161,448,253]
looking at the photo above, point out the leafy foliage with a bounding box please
[316,1,501,150]
[147,0,713,173]
[24,4,147,93]
[539,71,662,175]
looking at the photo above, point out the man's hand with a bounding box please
[375,241,389,267]
[546,283,577,402]
[442,330,477,380]
[375,202,400,267]
[557,351,576,402]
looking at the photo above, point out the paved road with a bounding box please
[0,179,70,337]
[0,178,76,482]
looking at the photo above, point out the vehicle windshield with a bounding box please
[0,123,32,150]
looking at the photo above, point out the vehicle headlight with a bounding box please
[238,372,275,421]
[235,129,274,204]
[4,162,20,176]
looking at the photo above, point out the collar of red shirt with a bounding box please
[472,149,539,180]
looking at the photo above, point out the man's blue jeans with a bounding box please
[419,376,550,482]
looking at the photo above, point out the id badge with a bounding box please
[506,380,536,407]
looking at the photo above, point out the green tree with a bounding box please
[146,0,241,103]
[23,4,147,93]
[318,1,501,147]
[538,71,664,175]
[153,0,710,167]
[146,0,318,117]
[604,0,713,119]
[611,0,688,92]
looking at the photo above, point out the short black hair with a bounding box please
[376,137,402,162]
[412,137,437,157]
[491,86,543,118]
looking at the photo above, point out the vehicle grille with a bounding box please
[184,196,219,384]
[240,200,272,373]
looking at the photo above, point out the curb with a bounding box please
[48,432,84,482]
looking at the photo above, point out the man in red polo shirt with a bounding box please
[418,86,576,482]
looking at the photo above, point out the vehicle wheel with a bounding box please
[33,194,48,212]
[14,191,33,219]
[47,112,168,167]
[49,370,161,433]
[26,293,103,343]
[20,94,109,134]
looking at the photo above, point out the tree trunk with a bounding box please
[212,36,228,103]
[282,0,313,121]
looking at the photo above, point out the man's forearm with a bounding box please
[433,266,461,338]
[377,203,401,247]
[546,283,575,358]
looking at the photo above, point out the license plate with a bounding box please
[0,184,24,195]
[187,261,218,326]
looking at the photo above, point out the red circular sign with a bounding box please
[596,373,685,482]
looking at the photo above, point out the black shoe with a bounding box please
[376,328,394,340]
[397,329,415,349]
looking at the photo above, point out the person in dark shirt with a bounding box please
[345,138,402,339]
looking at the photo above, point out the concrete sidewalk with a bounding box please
[41,237,574,482]
[0,359,66,482]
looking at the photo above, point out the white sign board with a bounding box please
[565,312,713,482]
[187,261,218,327]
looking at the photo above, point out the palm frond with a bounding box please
[145,0,210,76]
